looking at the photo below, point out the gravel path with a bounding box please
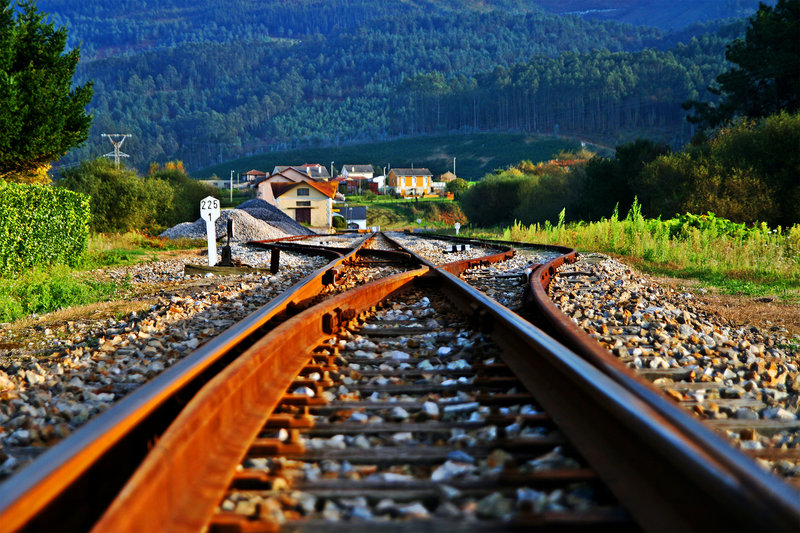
[0,245,329,479]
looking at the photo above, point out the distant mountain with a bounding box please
[33,0,751,171]
[531,0,776,30]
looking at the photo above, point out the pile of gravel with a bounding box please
[238,199,315,235]
[160,209,289,242]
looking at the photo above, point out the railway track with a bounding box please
[0,232,798,531]
[541,252,800,487]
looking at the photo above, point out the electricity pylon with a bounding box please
[101,133,133,167]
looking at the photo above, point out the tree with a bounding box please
[684,0,800,129]
[446,177,469,198]
[0,0,92,182]
[147,161,217,227]
[59,159,174,233]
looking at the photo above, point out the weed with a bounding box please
[502,209,800,301]
[0,266,129,323]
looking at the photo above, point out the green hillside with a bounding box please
[195,133,587,182]
[34,0,751,172]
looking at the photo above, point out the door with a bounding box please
[295,208,311,224]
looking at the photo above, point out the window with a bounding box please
[297,188,310,196]
[297,200,311,206]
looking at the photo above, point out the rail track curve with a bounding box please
[0,231,797,532]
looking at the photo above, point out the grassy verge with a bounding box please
[471,206,800,302]
[0,232,204,323]
[0,266,129,323]
[84,232,205,268]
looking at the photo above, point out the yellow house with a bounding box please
[272,181,337,228]
[387,168,433,196]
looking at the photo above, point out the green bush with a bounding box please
[667,212,763,240]
[0,180,90,277]
[641,112,800,225]
[332,215,347,229]
[59,158,176,233]
[147,167,217,227]
[446,178,470,198]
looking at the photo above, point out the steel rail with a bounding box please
[526,250,800,530]
[91,231,789,531]
[381,232,800,530]
[0,233,394,533]
[92,266,431,532]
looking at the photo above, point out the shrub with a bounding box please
[446,178,470,198]
[59,158,175,233]
[147,163,218,226]
[0,180,90,277]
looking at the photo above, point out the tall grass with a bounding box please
[499,200,800,298]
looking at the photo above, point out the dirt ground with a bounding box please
[656,275,800,341]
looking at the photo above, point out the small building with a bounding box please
[273,164,331,181]
[438,171,457,183]
[341,165,374,180]
[242,169,267,183]
[372,173,387,193]
[387,168,434,197]
[254,169,319,203]
[272,181,337,228]
[334,205,368,230]
[432,181,447,196]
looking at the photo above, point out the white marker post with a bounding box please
[200,196,221,266]
[454,222,461,236]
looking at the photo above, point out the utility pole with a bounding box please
[230,170,234,203]
[101,133,133,168]
[453,157,456,177]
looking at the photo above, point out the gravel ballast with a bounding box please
[0,245,329,479]
[549,254,800,481]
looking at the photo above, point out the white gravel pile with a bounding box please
[160,209,289,242]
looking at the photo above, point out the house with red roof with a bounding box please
[241,169,266,183]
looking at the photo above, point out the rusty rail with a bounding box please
[0,234,401,533]
[92,266,430,532]
[524,249,800,530]
[392,232,800,529]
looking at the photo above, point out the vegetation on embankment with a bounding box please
[469,204,800,302]
[0,232,203,323]
[461,112,800,229]
[343,196,466,230]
